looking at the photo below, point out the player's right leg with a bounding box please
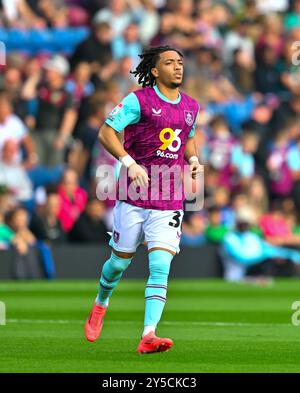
[85,249,134,342]
[85,201,145,342]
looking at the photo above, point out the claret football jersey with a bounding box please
[105,85,199,210]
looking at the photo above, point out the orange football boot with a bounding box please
[137,332,173,354]
[85,303,107,342]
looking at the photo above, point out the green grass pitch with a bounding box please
[0,279,300,373]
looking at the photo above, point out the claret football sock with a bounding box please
[143,250,173,333]
[96,252,133,306]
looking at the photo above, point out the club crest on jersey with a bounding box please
[152,108,162,116]
[113,230,120,243]
[184,110,194,126]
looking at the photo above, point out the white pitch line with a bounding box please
[5,319,291,327]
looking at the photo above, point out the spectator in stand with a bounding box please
[37,0,68,28]
[173,0,195,35]
[74,99,106,184]
[0,66,29,121]
[0,92,37,168]
[255,0,288,14]
[280,37,300,96]
[246,176,269,218]
[65,61,94,110]
[256,14,285,60]
[203,115,236,188]
[236,0,261,22]
[57,168,87,233]
[222,18,255,66]
[272,94,300,132]
[291,137,300,212]
[6,207,40,279]
[211,186,235,229]
[284,0,300,30]
[231,128,260,188]
[101,80,123,113]
[0,0,46,28]
[0,211,15,250]
[228,48,255,95]
[69,197,109,243]
[0,184,15,214]
[0,185,15,250]
[30,189,66,244]
[0,188,39,276]
[231,192,249,212]
[205,207,228,244]
[181,213,206,247]
[70,20,116,84]
[150,12,176,47]
[254,44,282,95]
[93,0,142,38]
[114,56,137,96]
[21,57,43,129]
[221,206,300,282]
[29,55,77,168]
[205,82,258,135]
[194,1,225,50]
[29,189,66,278]
[243,100,275,141]
[112,23,142,68]
[266,123,300,200]
[260,201,300,247]
[0,140,33,208]
[286,210,300,238]
[163,0,201,52]
[244,101,277,183]
[138,0,160,46]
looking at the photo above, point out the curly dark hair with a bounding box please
[130,46,183,87]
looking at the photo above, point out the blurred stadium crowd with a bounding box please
[1,0,300,279]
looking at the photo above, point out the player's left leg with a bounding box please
[137,209,183,354]
[137,247,175,354]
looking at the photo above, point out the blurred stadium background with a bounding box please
[1,0,300,281]
[2,0,300,374]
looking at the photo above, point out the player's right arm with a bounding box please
[98,93,149,187]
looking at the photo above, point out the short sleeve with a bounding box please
[64,91,75,110]
[188,109,199,138]
[231,145,254,178]
[12,115,28,139]
[288,145,300,171]
[231,145,242,166]
[105,92,141,133]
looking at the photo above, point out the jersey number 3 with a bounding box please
[168,211,182,228]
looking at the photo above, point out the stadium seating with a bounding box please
[1,27,89,56]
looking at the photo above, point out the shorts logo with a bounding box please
[184,110,194,126]
[152,108,162,116]
[107,103,123,121]
[113,230,120,243]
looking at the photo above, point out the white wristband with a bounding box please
[120,155,136,168]
[188,156,199,164]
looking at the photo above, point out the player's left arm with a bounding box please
[184,137,203,179]
[184,111,203,179]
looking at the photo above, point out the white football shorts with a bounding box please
[109,201,184,254]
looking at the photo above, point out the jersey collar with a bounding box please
[153,85,181,104]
